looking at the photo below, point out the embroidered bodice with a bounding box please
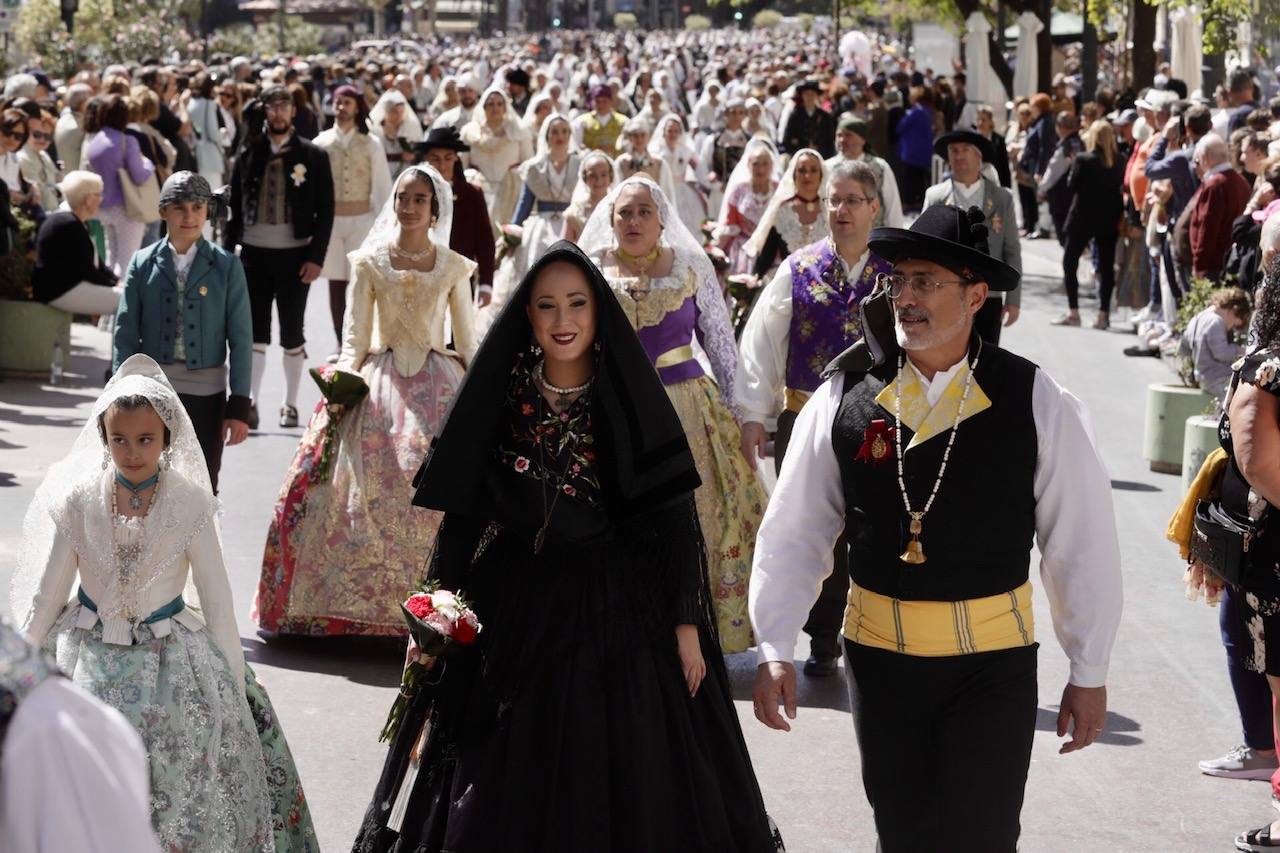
[774,203,830,256]
[603,250,739,410]
[461,122,533,185]
[338,245,479,377]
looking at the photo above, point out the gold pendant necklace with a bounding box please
[893,340,982,565]
[616,245,660,302]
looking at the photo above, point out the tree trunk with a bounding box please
[1130,0,1157,92]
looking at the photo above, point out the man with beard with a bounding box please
[431,74,481,132]
[314,85,391,356]
[225,86,334,429]
[736,160,896,678]
[413,126,494,307]
[506,67,532,117]
[750,204,1122,853]
[826,115,904,228]
[923,129,1022,344]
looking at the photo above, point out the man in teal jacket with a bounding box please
[113,172,252,493]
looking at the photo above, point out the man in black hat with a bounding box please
[505,67,532,117]
[413,126,494,306]
[781,80,835,158]
[750,204,1122,853]
[923,129,1022,345]
[225,84,335,429]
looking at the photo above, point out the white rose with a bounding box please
[1256,357,1280,386]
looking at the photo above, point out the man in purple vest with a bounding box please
[736,159,894,677]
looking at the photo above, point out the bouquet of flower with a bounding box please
[495,223,524,265]
[379,583,482,743]
[307,365,369,482]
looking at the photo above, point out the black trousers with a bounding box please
[240,244,312,349]
[1017,184,1039,232]
[179,391,226,494]
[1063,229,1119,312]
[775,408,848,660]
[845,640,1038,853]
[974,297,1003,346]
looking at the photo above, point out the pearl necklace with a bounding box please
[534,361,593,411]
[391,240,435,262]
[893,339,982,565]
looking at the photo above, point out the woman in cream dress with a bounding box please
[255,166,477,637]
[461,86,534,228]
[579,175,765,654]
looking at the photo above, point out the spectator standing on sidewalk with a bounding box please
[1191,135,1253,282]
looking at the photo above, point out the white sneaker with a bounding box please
[1199,744,1279,780]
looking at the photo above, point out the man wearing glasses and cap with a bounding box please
[923,129,1022,345]
[826,113,904,229]
[750,204,1122,853]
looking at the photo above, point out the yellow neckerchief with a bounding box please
[873,355,991,451]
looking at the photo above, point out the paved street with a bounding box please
[0,235,1270,852]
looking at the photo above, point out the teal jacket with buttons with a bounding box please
[113,238,254,422]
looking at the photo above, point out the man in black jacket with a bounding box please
[781,80,836,158]
[225,86,335,429]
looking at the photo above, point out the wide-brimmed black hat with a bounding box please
[506,67,531,89]
[413,125,470,154]
[868,204,1019,292]
[932,129,992,162]
[795,79,823,94]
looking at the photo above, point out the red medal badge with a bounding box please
[855,419,896,465]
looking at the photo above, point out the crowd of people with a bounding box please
[2,22,1280,853]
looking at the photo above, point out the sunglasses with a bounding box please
[30,131,51,141]
[0,127,28,143]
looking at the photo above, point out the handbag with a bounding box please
[118,165,160,223]
[1190,499,1262,589]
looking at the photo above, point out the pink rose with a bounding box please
[423,611,452,636]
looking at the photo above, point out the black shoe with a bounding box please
[803,654,839,677]
[247,404,259,430]
[1122,345,1160,357]
[279,405,299,428]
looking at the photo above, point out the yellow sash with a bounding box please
[843,581,1036,656]
[872,360,991,450]
[654,344,695,369]
[784,387,811,414]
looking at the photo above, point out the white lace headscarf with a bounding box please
[359,164,455,253]
[647,114,697,168]
[522,91,554,133]
[744,147,827,258]
[717,136,782,227]
[11,355,215,632]
[370,89,425,143]
[566,150,616,223]
[462,85,524,143]
[576,174,741,412]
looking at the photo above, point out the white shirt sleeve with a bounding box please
[878,158,906,228]
[1032,368,1123,688]
[187,521,246,686]
[748,376,847,665]
[735,262,793,425]
[0,678,162,853]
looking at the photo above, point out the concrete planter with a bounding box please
[0,299,70,379]
[1181,414,1221,494]
[1143,383,1211,475]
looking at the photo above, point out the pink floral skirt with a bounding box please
[255,350,463,636]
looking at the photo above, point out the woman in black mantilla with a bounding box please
[352,240,783,853]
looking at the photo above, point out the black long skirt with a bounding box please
[352,526,782,853]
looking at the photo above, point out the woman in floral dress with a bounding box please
[255,165,477,637]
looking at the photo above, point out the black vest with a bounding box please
[831,344,1039,601]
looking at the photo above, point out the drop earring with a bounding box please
[101,449,110,471]
[530,339,543,357]
[161,447,173,471]
[593,340,601,353]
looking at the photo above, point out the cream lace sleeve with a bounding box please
[20,532,78,646]
[336,254,375,373]
[689,254,741,416]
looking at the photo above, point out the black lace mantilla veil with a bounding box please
[410,239,717,634]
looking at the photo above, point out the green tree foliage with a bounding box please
[752,9,782,28]
[72,0,196,64]
[205,18,325,57]
[15,0,80,79]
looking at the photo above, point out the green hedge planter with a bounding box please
[0,299,71,379]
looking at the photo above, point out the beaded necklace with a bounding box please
[893,339,982,565]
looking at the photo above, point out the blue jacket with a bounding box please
[895,105,935,169]
[1143,136,1200,221]
[113,238,253,418]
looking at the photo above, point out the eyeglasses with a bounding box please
[828,195,875,210]
[218,92,235,100]
[877,272,970,300]
[30,131,51,141]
